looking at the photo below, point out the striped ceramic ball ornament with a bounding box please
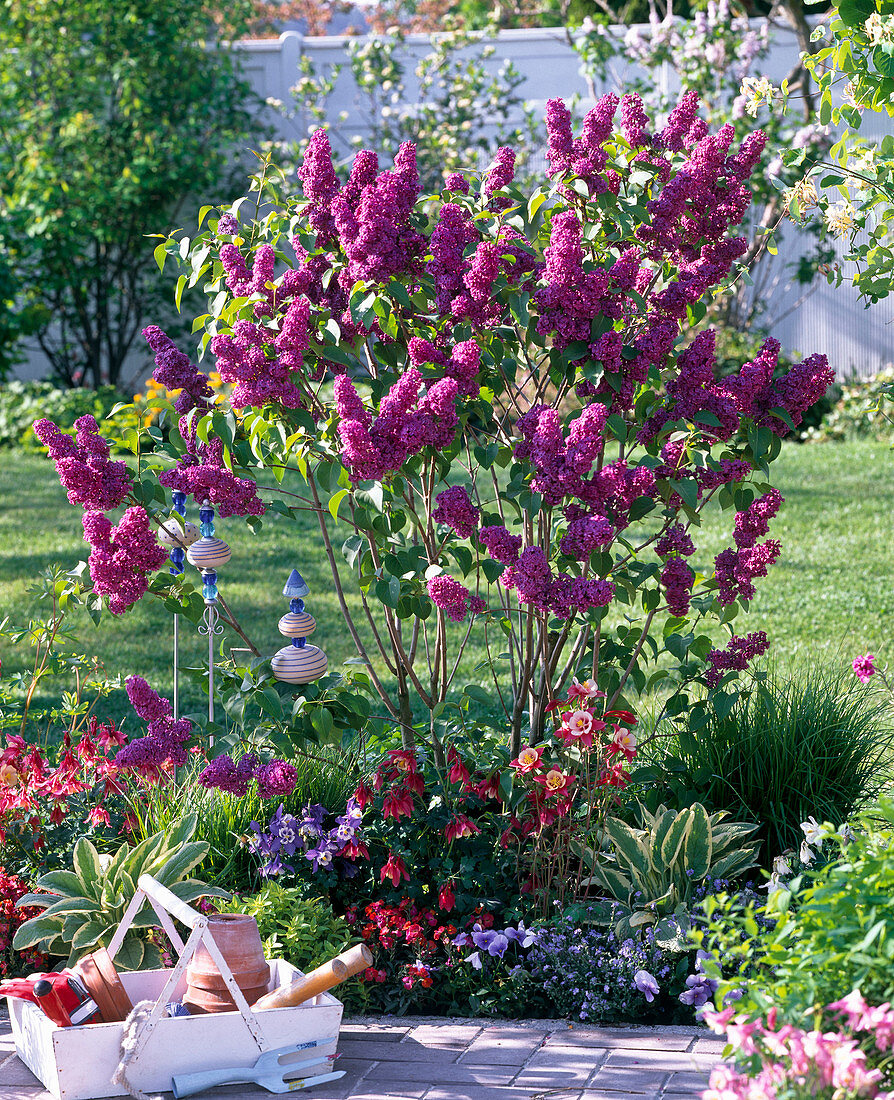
[271,569,328,684]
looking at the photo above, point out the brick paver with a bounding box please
[0,1007,721,1099]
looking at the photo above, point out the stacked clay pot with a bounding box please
[183,914,269,1014]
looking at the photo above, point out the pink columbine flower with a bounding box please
[380,852,410,887]
[852,653,877,682]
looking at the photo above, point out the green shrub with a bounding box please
[809,368,894,442]
[699,795,894,1018]
[642,667,894,864]
[218,882,355,975]
[0,381,122,450]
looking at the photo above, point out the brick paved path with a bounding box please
[0,1012,721,1100]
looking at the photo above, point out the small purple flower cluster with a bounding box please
[714,489,783,605]
[334,370,460,483]
[705,631,771,688]
[453,921,538,970]
[198,752,297,799]
[545,94,619,196]
[431,486,480,539]
[82,508,169,614]
[143,326,266,518]
[33,415,131,512]
[248,799,366,878]
[500,546,615,620]
[484,146,516,206]
[210,295,310,409]
[526,917,678,1024]
[115,676,193,773]
[427,576,486,623]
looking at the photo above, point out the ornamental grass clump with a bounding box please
[34,92,832,764]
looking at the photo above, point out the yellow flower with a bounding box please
[824,202,857,237]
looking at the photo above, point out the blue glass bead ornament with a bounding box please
[271,568,327,684]
[187,503,232,568]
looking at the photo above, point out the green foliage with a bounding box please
[809,368,894,441]
[643,667,894,864]
[579,803,760,940]
[277,25,539,192]
[699,797,894,1019]
[12,816,227,969]
[0,381,123,450]
[218,882,355,973]
[0,0,258,388]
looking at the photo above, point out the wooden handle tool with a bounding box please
[252,944,372,1010]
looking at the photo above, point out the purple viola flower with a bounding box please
[468,951,483,970]
[452,932,471,948]
[633,969,659,1002]
[678,973,718,1007]
[504,922,539,949]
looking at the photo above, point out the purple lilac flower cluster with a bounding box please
[33,415,131,512]
[198,752,297,799]
[247,799,367,878]
[334,370,460,483]
[82,508,169,614]
[427,576,486,623]
[115,676,193,774]
[143,326,266,518]
[210,295,310,409]
[431,486,480,539]
[714,489,783,605]
[705,631,771,688]
[453,921,538,970]
[499,547,615,620]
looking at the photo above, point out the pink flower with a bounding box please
[382,787,415,821]
[438,883,455,911]
[509,746,543,775]
[533,768,576,797]
[853,653,877,683]
[87,806,111,828]
[567,678,605,703]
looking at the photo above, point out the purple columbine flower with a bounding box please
[305,843,336,873]
[633,969,659,1002]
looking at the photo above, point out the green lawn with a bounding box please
[0,442,891,728]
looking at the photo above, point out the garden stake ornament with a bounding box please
[271,569,328,684]
[156,489,199,719]
[186,500,230,724]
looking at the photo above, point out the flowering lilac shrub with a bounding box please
[45,93,832,764]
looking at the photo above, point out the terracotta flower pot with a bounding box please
[183,914,269,1014]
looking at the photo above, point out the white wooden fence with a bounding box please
[15,25,894,382]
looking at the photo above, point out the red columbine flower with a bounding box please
[446,746,470,785]
[472,773,501,800]
[610,727,637,761]
[445,814,481,841]
[557,710,605,749]
[382,786,415,821]
[386,749,418,774]
[599,760,631,788]
[354,780,375,809]
[509,746,543,774]
[604,709,637,726]
[438,882,456,911]
[380,852,410,887]
[533,767,576,797]
[567,677,606,704]
[86,806,111,828]
[340,838,370,861]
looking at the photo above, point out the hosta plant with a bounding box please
[580,802,760,941]
[13,815,227,969]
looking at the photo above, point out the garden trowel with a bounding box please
[171,1038,342,1097]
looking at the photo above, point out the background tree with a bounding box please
[0,0,260,389]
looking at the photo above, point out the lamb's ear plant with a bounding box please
[13,815,228,969]
[577,803,760,942]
